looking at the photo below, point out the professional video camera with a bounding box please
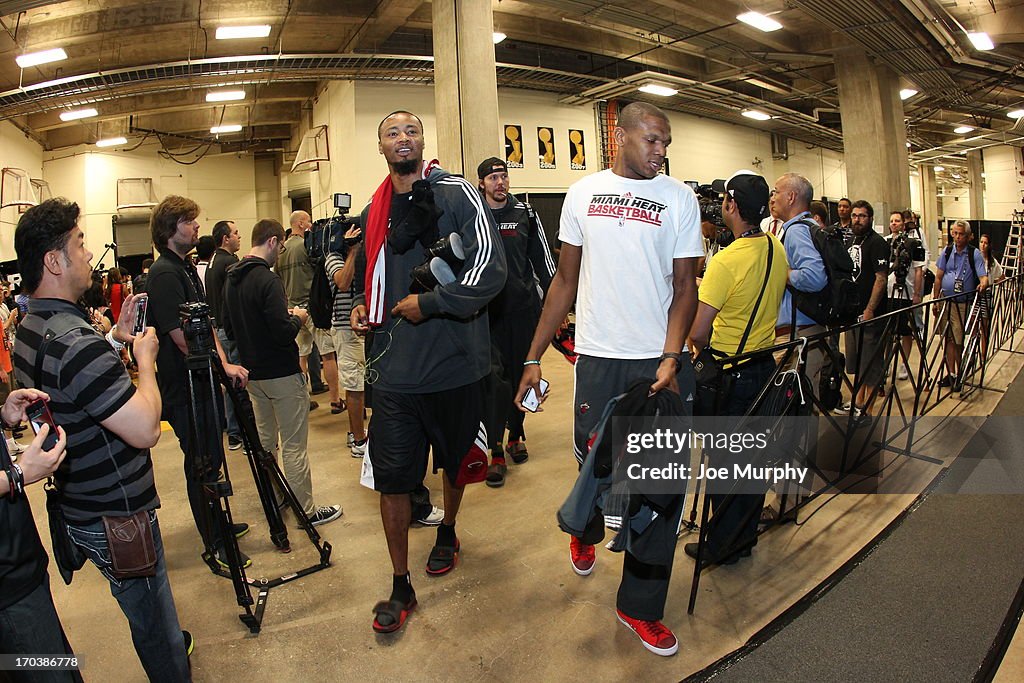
[695,183,724,228]
[890,230,926,285]
[695,181,734,249]
[180,302,215,356]
[305,192,362,259]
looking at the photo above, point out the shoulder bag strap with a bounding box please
[735,235,775,357]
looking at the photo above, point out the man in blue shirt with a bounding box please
[772,173,828,386]
[933,219,988,391]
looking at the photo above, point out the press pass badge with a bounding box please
[954,278,964,293]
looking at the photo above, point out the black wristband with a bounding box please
[659,352,683,369]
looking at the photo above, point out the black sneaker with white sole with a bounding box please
[308,505,343,527]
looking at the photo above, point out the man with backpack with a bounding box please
[933,219,988,391]
[771,173,827,385]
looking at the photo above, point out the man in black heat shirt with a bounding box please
[477,157,556,488]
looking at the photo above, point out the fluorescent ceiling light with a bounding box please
[96,137,127,148]
[206,89,246,102]
[16,47,68,68]
[736,12,782,32]
[59,108,97,121]
[1008,109,1024,120]
[210,124,242,134]
[952,173,962,179]
[215,25,271,40]
[934,165,945,172]
[906,142,911,147]
[954,125,974,134]
[967,32,994,51]
[742,109,772,121]
[638,83,678,97]
[492,32,507,44]
[899,88,918,100]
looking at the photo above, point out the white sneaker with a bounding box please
[896,367,910,381]
[415,506,444,526]
[351,438,367,458]
[5,437,24,454]
[308,505,343,527]
[834,401,853,415]
[346,432,355,449]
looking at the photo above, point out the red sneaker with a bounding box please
[616,609,679,656]
[569,536,595,576]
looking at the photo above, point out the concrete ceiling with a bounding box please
[0,0,1020,174]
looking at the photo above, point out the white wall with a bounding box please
[939,186,970,220]
[43,142,257,258]
[0,121,45,262]
[297,81,848,212]
[983,145,1023,221]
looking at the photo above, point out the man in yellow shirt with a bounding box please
[687,170,788,566]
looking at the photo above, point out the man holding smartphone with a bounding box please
[516,102,702,657]
[13,197,192,680]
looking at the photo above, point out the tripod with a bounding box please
[183,343,332,633]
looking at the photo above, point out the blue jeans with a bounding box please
[66,511,190,683]
[0,574,81,682]
[215,327,244,439]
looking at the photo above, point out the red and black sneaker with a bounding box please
[616,609,679,656]
[569,536,595,576]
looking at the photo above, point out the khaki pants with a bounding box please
[246,373,314,516]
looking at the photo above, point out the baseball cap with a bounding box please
[477,157,508,179]
[724,170,770,222]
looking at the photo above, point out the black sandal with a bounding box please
[485,462,507,488]
[426,539,460,576]
[372,594,417,634]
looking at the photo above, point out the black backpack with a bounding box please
[786,219,861,327]
[307,256,334,330]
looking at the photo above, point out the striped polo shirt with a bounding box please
[13,298,159,523]
[325,252,354,328]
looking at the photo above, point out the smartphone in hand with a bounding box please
[132,296,149,336]
[521,379,550,413]
[26,398,59,450]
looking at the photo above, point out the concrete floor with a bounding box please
[22,334,1024,682]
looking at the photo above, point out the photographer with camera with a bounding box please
[323,220,369,455]
[933,219,988,391]
[224,219,343,528]
[14,198,192,681]
[146,196,251,570]
[884,210,926,381]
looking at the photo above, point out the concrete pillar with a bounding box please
[982,145,1024,221]
[919,164,940,253]
[966,150,984,220]
[432,0,501,176]
[834,46,911,226]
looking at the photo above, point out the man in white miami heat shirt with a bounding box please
[517,102,703,656]
[477,156,556,487]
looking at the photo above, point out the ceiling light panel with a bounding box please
[215,25,271,40]
[60,108,98,121]
[206,89,246,102]
[736,12,782,32]
[16,48,68,68]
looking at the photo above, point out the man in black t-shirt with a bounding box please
[841,199,888,420]
[205,219,249,450]
[146,196,250,568]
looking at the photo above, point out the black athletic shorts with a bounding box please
[366,378,486,494]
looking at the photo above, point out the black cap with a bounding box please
[724,170,770,222]
[477,157,508,179]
